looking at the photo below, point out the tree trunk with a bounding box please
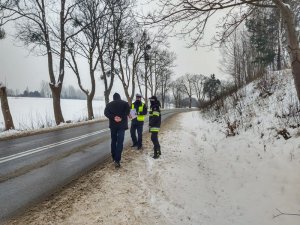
[131,61,137,100]
[121,80,131,105]
[161,81,165,109]
[189,96,192,108]
[144,61,148,106]
[0,86,15,130]
[88,56,96,120]
[277,17,282,71]
[87,95,94,120]
[273,0,300,101]
[50,84,64,125]
[118,53,132,105]
[104,90,109,105]
[277,36,282,70]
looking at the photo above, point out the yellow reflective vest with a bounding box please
[131,103,145,122]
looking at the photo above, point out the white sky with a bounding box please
[0,3,229,93]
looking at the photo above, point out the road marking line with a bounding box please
[0,128,110,164]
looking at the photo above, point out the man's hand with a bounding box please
[114,116,122,122]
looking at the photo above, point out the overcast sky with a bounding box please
[0,4,229,94]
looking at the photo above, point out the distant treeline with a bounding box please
[7,82,87,100]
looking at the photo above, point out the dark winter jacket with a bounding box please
[149,98,161,132]
[104,93,130,130]
[131,100,147,124]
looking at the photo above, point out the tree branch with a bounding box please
[273,208,300,218]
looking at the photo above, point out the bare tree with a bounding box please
[179,74,195,108]
[0,83,14,130]
[138,30,152,105]
[97,0,134,105]
[66,0,107,119]
[152,49,175,108]
[147,48,175,101]
[116,21,145,104]
[135,30,167,105]
[220,27,264,87]
[0,2,16,130]
[170,79,184,108]
[149,0,300,102]
[2,0,86,125]
[192,74,208,106]
[159,68,172,108]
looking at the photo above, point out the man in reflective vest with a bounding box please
[130,93,148,150]
[149,95,161,159]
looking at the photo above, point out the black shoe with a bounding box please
[114,161,121,168]
[153,153,159,159]
[131,144,138,148]
[137,146,143,150]
[154,147,161,156]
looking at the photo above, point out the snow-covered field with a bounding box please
[6,70,300,225]
[0,97,106,131]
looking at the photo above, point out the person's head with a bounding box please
[149,95,157,102]
[149,95,160,107]
[113,92,121,101]
[136,93,142,101]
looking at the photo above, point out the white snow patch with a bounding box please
[0,97,106,135]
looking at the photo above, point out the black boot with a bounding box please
[157,146,161,156]
[153,147,159,159]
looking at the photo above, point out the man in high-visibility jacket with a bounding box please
[130,93,147,150]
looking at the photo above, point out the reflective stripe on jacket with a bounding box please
[150,111,160,116]
[150,127,160,132]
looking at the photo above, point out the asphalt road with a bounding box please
[0,109,186,222]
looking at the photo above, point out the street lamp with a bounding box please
[143,30,151,105]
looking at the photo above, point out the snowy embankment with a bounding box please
[7,70,300,225]
[205,70,300,142]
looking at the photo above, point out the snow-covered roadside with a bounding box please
[0,117,106,141]
[6,111,300,225]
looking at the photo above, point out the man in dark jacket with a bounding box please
[149,96,161,159]
[130,93,147,150]
[104,93,130,168]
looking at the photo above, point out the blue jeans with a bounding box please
[110,127,125,163]
[130,121,144,147]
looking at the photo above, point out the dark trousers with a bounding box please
[151,132,160,149]
[110,127,125,163]
[130,121,144,147]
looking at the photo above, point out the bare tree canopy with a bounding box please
[147,0,300,102]
[147,0,276,46]
[0,0,88,124]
